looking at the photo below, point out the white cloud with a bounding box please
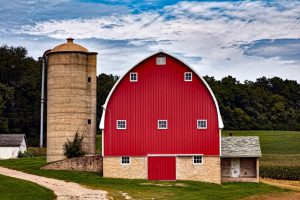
[13,1,300,81]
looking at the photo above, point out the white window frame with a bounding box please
[120,156,131,165]
[197,119,207,129]
[184,72,193,82]
[157,120,168,129]
[117,120,126,129]
[193,156,203,165]
[130,72,138,82]
[156,56,166,65]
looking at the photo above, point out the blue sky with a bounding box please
[1,0,300,81]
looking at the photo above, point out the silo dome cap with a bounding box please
[50,38,89,53]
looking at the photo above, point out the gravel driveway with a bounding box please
[0,166,107,200]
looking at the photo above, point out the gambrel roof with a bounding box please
[99,51,224,130]
[221,136,261,157]
[0,134,26,147]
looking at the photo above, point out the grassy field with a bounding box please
[222,130,300,180]
[0,157,288,200]
[0,174,55,200]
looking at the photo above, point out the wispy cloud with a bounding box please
[1,0,300,81]
[241,39,300,62]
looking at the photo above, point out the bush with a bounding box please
[63,132,85,158]
[260,166,300,180]
[18,148,47,158]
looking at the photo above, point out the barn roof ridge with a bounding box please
[99,51,224,130]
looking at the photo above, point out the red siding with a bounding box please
[148,157,176,180]
[104,53,220,156]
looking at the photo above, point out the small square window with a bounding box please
[87,119,91,124]
[197,120,207,129]
[184,72,192,81]
[158,120,168,129]
[121,156,130,165]
[88,77,91,82]
[130,72,138,82]
[156,57,166,65]
[193,156,203,164]
[117,120,126,129]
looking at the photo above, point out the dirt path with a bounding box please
[260,178,300,191]
[245,192,300,200]
[0,166,107,200]
[245,178,300,200]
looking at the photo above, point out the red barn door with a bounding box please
[148,157,176,180]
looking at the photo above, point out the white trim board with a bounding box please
[147,154,204,157]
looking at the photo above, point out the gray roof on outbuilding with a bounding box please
[0,134,26,147]
[221,136,262,158]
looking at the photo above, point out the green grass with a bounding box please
[0,157,288,200]
[0,174,55,200]
[222,130,300,154]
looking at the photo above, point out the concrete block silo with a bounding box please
[45,38,97,162]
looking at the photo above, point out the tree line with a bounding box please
[0,45,299,145]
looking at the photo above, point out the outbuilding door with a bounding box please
[231,158,240,178]
[148,157,176,180]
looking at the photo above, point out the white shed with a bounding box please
[0,134,27,159]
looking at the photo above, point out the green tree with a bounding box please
[0,83,14,132]
[0,45,41,145]
[96,73,118,133]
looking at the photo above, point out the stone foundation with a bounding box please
[103,156,147,179]
[42,155,102,173]
[176,156,221,184]
[103,156,221,183]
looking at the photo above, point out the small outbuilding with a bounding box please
[0,134,27,159]
[221,136,261,182]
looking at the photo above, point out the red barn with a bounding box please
[100,52,261,183]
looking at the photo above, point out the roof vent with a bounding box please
[67,38,74,43]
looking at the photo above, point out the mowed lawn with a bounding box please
[0,174,55,200]
[0,158,287,200]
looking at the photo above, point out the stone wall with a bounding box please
[103,157,147,179]
[176,156,221,184]
[42,155,102,173]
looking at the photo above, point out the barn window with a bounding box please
[197,120,207,129]
[158,120,168,129]
[130,72,138,82]
[121,156,130,165]
[193,156,203,164]
[184,72,192,81]
[156,56,166,65]
[117,120,126,129]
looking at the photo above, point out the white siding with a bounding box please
[0,147,20,159]
[19,138,27,153]
[0,138,26,159]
